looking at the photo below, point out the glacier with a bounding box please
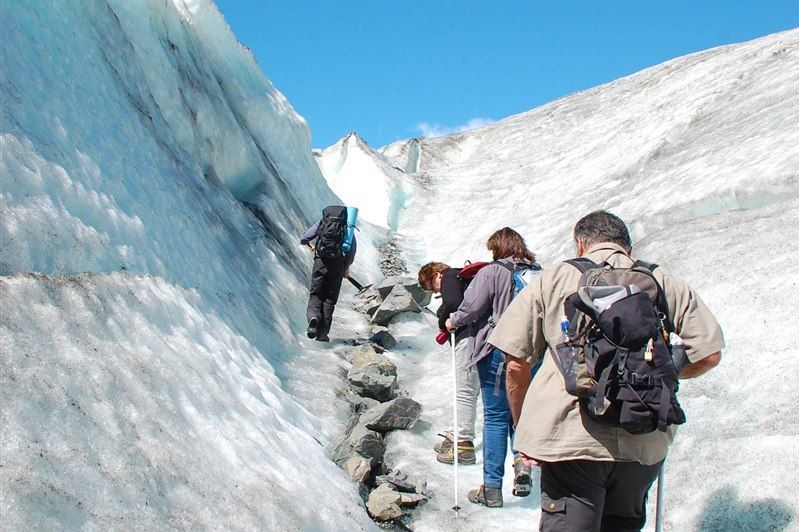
[318,29,799,531]
[2,0,799,530]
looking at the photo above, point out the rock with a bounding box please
[366,484,403,522]
[353,288,382,314]
[362,397,422,432]
[406,475,427,495]
[352,344,396,375]
[399,493,428,508]
[371,285,422,326]
[348,423,385,462]
[342,455,374,484]
[375,475,417,494]
[344,393,380,414]
[376,277,431,307]
[366,298,383,317]
[369,327,397,350]
[347,363,397,402]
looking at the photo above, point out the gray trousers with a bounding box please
[443,338,480,442]
[539,459,663,532]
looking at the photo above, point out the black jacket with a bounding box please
[436,268,467,342]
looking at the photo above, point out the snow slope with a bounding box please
[320,29,799,531]
[1,1,380,528]
[315,133,421,232]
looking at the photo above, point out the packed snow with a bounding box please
[2,0,798,529]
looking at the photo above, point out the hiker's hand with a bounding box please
[519,452,539,468]
[343,268,350,278]
[445,318,453,332]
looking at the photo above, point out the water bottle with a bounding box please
[560,316,579,380]
[669,332,688,372]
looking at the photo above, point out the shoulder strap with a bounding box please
[495,260,515,274]
[634,259,658,272]
[564,257,597,274]
[633,260,674,333]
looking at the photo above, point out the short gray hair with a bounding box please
[573,211,631,250]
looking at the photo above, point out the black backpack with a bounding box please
[553,257,686,434]
[315,205,348,259]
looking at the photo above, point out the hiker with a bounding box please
[445,227,542,508]
[489,211,723,531]
[418,262,480,466]
[300,205,357,342]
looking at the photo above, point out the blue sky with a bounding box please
[214,1,798,149]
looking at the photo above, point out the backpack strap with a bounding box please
[633,260,674,333]
[495,261,515,274]
[564,257,597,273]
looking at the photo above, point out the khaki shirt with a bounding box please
[488,242,724,465]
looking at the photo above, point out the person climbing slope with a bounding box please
[418,261,480,466]
[445,227,542,508]
[490,211,723,530]
[300,205,357,342]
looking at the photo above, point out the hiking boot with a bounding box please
[315,334,330,342]
[436,440,476,465]
[467,485,503,508]
[512,457,532,497]
[306,318,318,339]
[433,435,452,454]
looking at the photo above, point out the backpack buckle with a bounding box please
[629,373,655,387]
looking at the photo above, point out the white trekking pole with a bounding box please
[451,331,461,513]
[655,461,665,532]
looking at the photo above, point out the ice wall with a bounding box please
[1,0,375,528]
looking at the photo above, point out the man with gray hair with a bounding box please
[490,210,723,531]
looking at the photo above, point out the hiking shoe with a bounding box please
[512,457,532,497]
[315,334,330,342]
[436,441,476,465]
[433,435,452,454]
[467,485,503,508]
[306,318,318,339]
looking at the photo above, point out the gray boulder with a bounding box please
[351,344,396,375]
[341,455,374,484]
[352,288,382,315]
[371,285,422,326]
[348,423,385,462]
[366,484,403,522]
[399,493,428,508]
[344,393,380,414]
[375,475,417,494]
[362,397,422,432]
[347,363,397,402]
[369,326,397,350]
[377,276,432,307]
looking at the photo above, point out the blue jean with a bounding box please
[476,348,515,489]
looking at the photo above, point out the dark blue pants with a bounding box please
[476,348,515,489]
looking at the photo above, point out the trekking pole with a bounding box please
[655,461,665,532]
[451,331,461,514]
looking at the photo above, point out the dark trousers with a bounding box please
[539,459,663,532]
[306,256,346,338]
